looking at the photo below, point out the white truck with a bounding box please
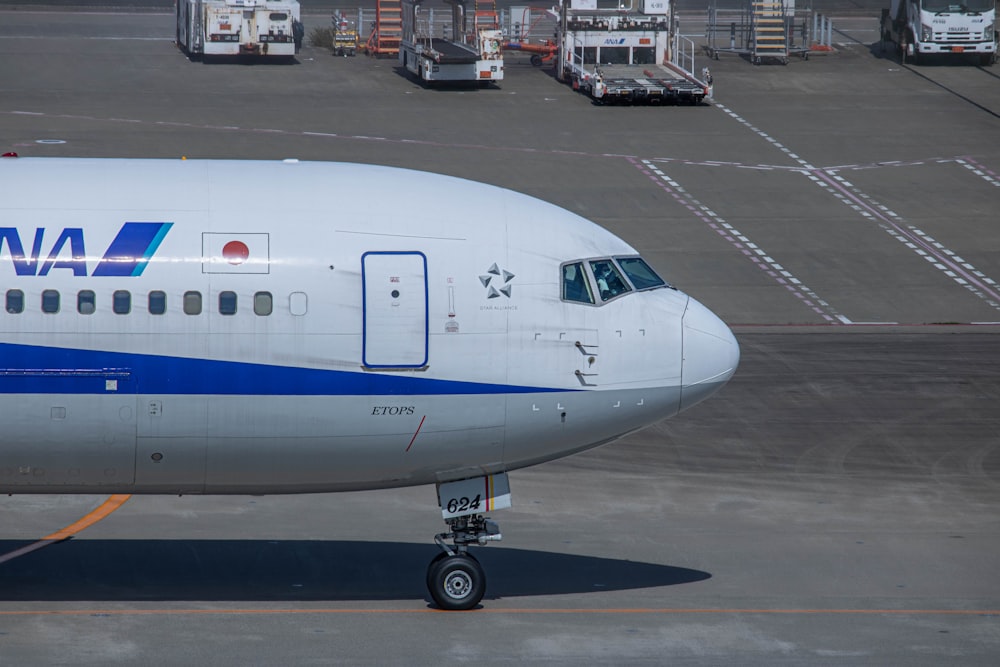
[555,0,711,105]
[399,0,504,84]
[881,0,997,65]
[176,0,301,59]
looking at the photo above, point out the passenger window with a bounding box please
[219,290,237,315]
[289,291,308,316]
[254,291,273,316]
[113,290,131,314]
[590,259,632,302]
[183,291,202,315]
[148,290,166,315]
[617,257,666,290]
[42,289,60,313]
[561,262,595,304]
[6,289,24,314]
[77,290,96,315]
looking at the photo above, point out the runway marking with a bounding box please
[0,494,131,565]
[0,109,596,160]
[0,607,995,617]
[630,157,845,324]
[706,103,1000,314]
[808,168,1000,312]
[957,156,1000,188]
[712,103,815,170]
[5,107,997,313]
[0,109,988,177]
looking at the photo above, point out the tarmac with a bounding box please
[0,6,999,666]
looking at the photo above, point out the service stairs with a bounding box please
[368,0,402,57]
[474,0,499,31]
[751,1,788,63]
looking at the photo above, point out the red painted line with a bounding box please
[405,415,426,452]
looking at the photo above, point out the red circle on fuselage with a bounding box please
[223,240,250,265]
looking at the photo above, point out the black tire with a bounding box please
[426,553,486,611]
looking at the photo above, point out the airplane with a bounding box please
[0,156,739,610]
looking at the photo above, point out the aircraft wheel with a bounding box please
[426,553,485,610]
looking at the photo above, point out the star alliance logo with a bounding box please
[479,263,515,299]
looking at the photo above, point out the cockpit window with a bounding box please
[562,262,595,304]
[616,256,667,290]
[590,259,631,302]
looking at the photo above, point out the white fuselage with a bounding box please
[0,158,738,496]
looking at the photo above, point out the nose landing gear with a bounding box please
[427,513,502,610]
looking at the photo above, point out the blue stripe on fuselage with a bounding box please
[91,222,173,277]
[0,342,571,396]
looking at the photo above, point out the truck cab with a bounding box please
[882,0,997,64]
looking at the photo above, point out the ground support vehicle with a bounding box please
[176,0,300,58]
[881,0,997,65]
[503,39,558,67]
[555,0,710,104]
[399,0,504,83]
[333,11,358,56]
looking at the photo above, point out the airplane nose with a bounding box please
[680,297,739,411]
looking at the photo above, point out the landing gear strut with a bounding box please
[426,514,501,610]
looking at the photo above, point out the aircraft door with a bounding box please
[362,251,429,368]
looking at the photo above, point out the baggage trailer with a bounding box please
[176,0,300,59]
[583,64,707,104]
[555,0,711,104]
[399,0,504,83]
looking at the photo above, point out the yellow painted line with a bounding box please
[0,494,131,565]
[0,608,996,617]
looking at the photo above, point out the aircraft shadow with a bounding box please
[0,539,709,603]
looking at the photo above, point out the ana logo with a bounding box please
[479,263,515,299]
[604,38,626,45]
[0,222,172,277]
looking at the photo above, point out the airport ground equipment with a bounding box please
[503,38,558,66]
[705,0,818,64]
[332,10,359,56]
[880,0,997,65]
[555,0,711,105]
[367,0,403,56]
[175,0,300,58]
[504,5,559,66]
[399,0,504,83]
